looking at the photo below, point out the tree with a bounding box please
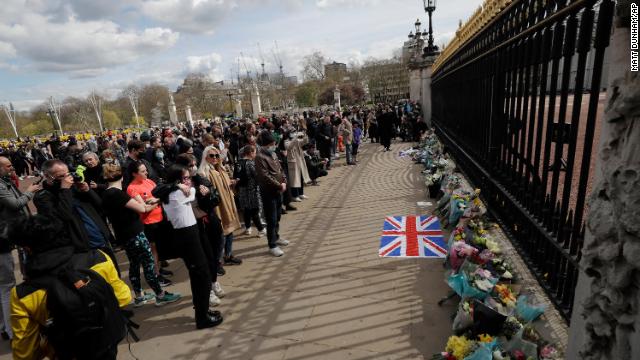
[102,110,122,130]
[295,82,320,107]
[300,51,327,81]
[318,83,366,106]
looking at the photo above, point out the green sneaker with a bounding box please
[133,292,155,307]
[155,291,182,307]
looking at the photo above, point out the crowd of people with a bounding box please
[0,101,424,359]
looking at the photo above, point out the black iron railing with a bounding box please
[431,0,614,322]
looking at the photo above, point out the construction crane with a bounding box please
[239,52,251,81]
[236,58,241,85]
[271,40,284,82]
[257,42,268,81]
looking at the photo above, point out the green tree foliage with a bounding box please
[102,110,122,130]
[318,83,365,106]
[295,82,319,107]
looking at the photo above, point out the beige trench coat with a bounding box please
[204,167,241,235]
[285,135,311,188]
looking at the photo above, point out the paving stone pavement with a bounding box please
[0,141,455,360]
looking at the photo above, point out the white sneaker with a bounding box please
[258,228,267,237]
[213,282,225,298]
[292,197,302,202]
[299,195,309,200]
[276,238,290,247]
[244,227,252,235]
[269,247,284,257]
[209,291,221,306]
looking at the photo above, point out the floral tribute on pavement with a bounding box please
[403,131,563,360]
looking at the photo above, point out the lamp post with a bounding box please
[422,0,439,57]
[225,90,234,115]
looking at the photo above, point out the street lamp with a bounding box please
[422,0,439,57]
[225,90,234,114]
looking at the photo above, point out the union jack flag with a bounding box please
[379,215,446,258]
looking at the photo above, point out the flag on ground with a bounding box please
[379,215,446,258]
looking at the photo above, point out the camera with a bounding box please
[71,172,83,183]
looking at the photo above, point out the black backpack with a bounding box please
[31,263,136,359]
[233,159,249,187]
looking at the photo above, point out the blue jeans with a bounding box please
[345,143,353,164]
[220,233,234,258]
[261,194,282,248]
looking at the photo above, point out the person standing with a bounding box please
[198,146,242,266]
[0,155,41,340]
[101,164,181,307]
[285,132,310,201]
[352,122,362,164]
[315,116,334,170]
[126,161,173,286]
[255,131,290,257]
[341,116,354,165]
[379,106,395,152]
[235,145,266,236]
[162,164,224,329]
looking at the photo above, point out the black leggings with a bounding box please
[173,225,211,321]
[198,215,223,284]
[243,208,264,231]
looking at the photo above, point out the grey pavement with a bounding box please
[0,141,454,360]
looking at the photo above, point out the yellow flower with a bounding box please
[478,334,493,343]
[445,335,474,359]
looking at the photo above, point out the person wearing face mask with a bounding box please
[122,140,158,188]
[255,131,290,257]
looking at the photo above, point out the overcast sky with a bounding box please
[0,0,482,111]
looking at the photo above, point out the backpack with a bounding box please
[233,159,249,187]
[31,262,135,359]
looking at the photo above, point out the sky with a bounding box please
[0,0,483,111]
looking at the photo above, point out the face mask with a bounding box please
[190,166,197,176]
[267,145,277,153]
[155,150,164,160]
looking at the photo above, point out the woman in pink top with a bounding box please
[127,161,172,286]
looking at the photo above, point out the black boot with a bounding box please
[196,311,224,329]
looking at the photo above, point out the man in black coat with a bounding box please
[34,159,117,266]
[378,106,396,152]
[315,115,334,169]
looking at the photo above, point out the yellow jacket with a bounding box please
[10,250,131,360]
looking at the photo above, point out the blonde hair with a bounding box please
[197,145,222,177]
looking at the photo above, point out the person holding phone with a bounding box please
[0,155,41,340]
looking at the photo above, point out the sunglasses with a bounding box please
[208,153,221,159]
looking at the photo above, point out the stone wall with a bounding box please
[567,1,640,359]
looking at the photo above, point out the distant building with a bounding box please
[324,61,347,81]
[285,75,298,85]
[362,60,410,104]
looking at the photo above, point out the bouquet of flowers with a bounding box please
[540,344,562,359]
[425,171,443,187]
[494,284,517,308]
[445,335,476,359]
[489,258,514,280]
[471,268,497,292]
[452,300,474,333]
